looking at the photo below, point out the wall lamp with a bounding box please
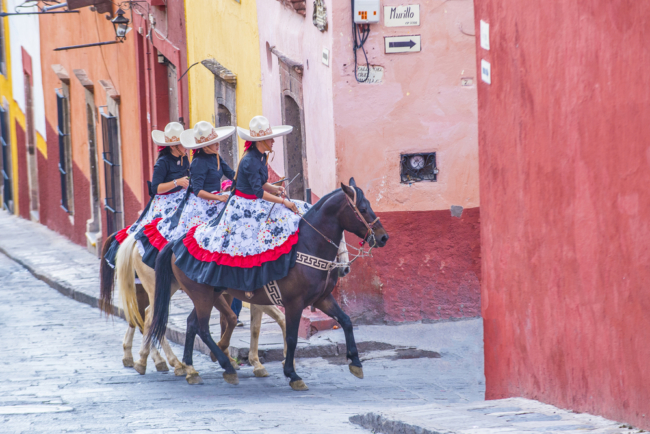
[54,9,130,51]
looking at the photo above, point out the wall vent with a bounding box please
[400,152,438,183]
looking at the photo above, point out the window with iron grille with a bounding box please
[400,152,438,183]
[56,88,74,214]
[0,103,12,211]
[101,110,121,235]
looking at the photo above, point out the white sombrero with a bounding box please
[180,121,236,150]
[152,122,184,146]
[237,116,293,142]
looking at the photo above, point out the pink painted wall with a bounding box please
[255,1,482,324]
[330,0,478,213]
[474,1,650,429]
[256,0,336,198]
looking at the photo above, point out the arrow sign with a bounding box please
[389,40,416,49]
[385,35,421,54]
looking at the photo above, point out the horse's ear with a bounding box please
[349,177,357,187]
[340,182,355,200]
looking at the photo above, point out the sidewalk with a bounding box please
[350,398,632,434]
[0,210,482,366]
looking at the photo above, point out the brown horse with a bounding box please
[147,178,389,390]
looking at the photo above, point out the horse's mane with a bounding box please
[301,186,364,220]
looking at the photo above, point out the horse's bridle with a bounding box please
[344,187,380,246]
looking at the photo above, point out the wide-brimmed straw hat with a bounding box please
[237,116,293,142]
[180,121,236,150]
[152,122,184,146]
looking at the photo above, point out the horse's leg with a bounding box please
[260,305,287,361]
[283,303,308,391]
[248,304,267,377]
[133,283,153,375]
[122,325,136,367]
[182,308,203,385]
[314,294,363,379]
[213,292,239,370]
[194,294,239,385]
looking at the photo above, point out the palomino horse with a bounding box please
[147,179,388,390]
[101,234,291,382]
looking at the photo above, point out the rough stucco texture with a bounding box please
[474,1,650,429]
[336,208,481,324]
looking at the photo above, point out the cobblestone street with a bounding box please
[0,252,484,433]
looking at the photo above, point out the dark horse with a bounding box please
[147,178,389,390]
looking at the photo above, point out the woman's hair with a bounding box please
[157,146,172,159]
[195,146,221,171]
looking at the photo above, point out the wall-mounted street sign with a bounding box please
[356,65,384,83]
[384,5,420,27]
[384,35,421,54]
[322,48,330,66]
[481,59,491,84]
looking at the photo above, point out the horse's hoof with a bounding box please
[223,372,239,385]
[186,373,204,385]
[155,361,170,372]
[122,357,134,368]
[174,366,187,376]
[253,367,269,378]
[133,362,147,375]
[290,380,309,391]
[209,352,217,363]
[349,365,364,379]
[230,360,241,371]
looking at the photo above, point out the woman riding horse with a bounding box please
[148,116,389,390]
[135,121,236,268]
[104,122,190,268]
[172,115,310,291]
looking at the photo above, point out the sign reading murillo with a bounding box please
[384,4,420,27]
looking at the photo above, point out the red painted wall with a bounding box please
[37,121,90,247]
[336,208,481,324]
[474,1,650,428]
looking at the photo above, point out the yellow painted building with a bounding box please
[0,1,48,219]
[184,0,263,165]
[0,5,18,214]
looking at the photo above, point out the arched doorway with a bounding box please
[283,95,305,201]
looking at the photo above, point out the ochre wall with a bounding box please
[184,0,263,158]
[39,6,143,245]
[474,1,650,429]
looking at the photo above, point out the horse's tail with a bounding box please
[146,241,175,347]
[99,232,118,316]
[116,235,144,330]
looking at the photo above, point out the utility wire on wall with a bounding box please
[351,0,370,83]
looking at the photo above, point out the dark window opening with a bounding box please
[0,104,12,211]
[101,111,121,235]
[56,88,73,213]
[400,152,438,183]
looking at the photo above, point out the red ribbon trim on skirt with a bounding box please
[115,225,132,244]
[183,225,300,268]
[143,218,167,252]
[235,189,258,200]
